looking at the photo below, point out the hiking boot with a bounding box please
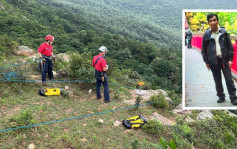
[231,98,237,105]
[97,97,102,100]
[217,97,225,103]
[104,100,111,103]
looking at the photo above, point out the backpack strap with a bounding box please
[94,56,103,66]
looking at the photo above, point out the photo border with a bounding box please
[182,9,237,110]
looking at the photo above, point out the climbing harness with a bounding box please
[94,56,106,82]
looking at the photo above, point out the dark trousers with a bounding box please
[210,57,236,100]
[188,40,192,49]
[95,71,110,101]
[42,59,53,81]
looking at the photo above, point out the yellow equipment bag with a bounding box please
[38,88,61,96]
[122,115,147,129]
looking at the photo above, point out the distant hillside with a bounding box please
[38,0,180,49]
[49,0,237,48]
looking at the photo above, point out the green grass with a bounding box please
[0,80,160,148]
[0,61,172,148]
[1,56,236,148]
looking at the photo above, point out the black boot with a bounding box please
[217,97,225,103]
[230,98,237,105]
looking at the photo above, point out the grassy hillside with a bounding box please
[0,0,237,148]
[0,57,236,148]
[0,80,159,148]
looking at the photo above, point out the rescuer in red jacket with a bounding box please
[37,35,55,82]
[92,46,110,103]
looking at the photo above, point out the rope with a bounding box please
[0,102,153,132]
[0,79,136,90]
[0,79,94,83]
[0,58,137,89]
[0,59,41,69]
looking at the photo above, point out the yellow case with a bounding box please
[44,88,61,96]
[126,115,147,128]
[127,116,140,121]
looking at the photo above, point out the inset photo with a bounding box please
[183,10,237,109]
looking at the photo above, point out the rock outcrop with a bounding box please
[124,89,171,105]
[56,53,70,62]
[149,112,175,126]
[197,110,213,120]
[15,46,35,56]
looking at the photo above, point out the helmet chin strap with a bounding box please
[47,41,51,45]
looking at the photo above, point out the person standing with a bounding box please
[37,35,55,82]
[202,13,237,105]
[186,29,192,49]
[185,31,187,46]
[92,46,110,103]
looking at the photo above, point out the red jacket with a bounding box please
[92,54,106,72]
[37,42,53,56]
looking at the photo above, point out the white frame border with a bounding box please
[182,9,237,110]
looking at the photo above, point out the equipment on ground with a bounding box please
[1,71,24,80]
[38,88,62,96]
[122,115,147,129]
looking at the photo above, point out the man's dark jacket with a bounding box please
[186,30,192,40]
[202,27,233,65]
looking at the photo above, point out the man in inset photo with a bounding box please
[202,13,237,105]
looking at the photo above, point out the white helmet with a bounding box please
[99,46,108,52]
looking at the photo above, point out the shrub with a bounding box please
[167,90,181,107]
[212,110,237,135]
[173,111,237,149]
[104,56,118,76]
[152,137,176,149]
[8,109,35,128]
[135,95,142,109]
[0,35,18,55]
[148,92,169,109]
[171,124,194,149]
[175,116,186,125]
[190,118,236,148]
[142,120,164,135]
[54,57,70,75]
[70,51,94,82]
[178,125,194,138]
[111,68,141,89]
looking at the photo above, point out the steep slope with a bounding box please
[0,0,182,93]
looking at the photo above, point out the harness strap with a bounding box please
[95,56,103,66]
[42,54,52,60]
